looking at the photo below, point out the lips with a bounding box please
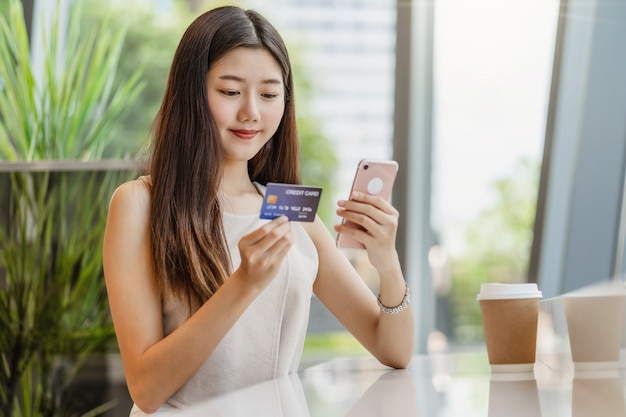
[231,129,259,140]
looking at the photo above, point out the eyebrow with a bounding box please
[218,75,282,85]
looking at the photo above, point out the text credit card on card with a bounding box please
[260,183,323,222]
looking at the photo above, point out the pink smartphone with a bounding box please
[336,159,399,250]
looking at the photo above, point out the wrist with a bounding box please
[372,252,402,277]
[378,283,411,314]
[229,269,266,298]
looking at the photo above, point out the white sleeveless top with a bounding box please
[130,183,318,415]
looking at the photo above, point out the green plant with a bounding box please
[0,0,143,415]
[78,0,185,157]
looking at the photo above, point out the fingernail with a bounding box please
[351,191,361,199]
[337,200,346,207]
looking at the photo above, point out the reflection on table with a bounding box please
[173,288,626,417]
[172,351,626,417]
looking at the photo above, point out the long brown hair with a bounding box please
[148,6,301,309]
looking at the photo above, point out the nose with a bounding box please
[238,96,260,122]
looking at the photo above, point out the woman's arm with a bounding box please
[304,192,414,368]
[103,180,293,413]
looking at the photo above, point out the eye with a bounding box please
[221,90,239,97]
[261,93,279,100]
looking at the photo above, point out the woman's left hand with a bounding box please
[334,191,399,268]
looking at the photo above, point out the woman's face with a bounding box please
[207,47,285,165]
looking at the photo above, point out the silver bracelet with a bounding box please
[377,283,411,314]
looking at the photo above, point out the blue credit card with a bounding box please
[260,183,323,222]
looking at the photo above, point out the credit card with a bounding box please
[260,183,323,222]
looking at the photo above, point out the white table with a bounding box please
[171,350,626,417]
[173,285,626,416]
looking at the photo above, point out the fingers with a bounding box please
[337,192,398,227]
[335,192,399,248]
[339,192,399,222]
[237,216,294,286]
[241,215,292,250]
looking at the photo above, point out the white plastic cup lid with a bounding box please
[476,283,542,300]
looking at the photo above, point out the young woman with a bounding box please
[102,5,414,415]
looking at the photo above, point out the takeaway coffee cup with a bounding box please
[477,283,543,372]
[563,282,625,372]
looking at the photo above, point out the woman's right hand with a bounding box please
[235,216,294,290]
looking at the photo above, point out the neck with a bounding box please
[218,162,264,215]
[219,160,257,198]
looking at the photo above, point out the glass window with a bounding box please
[430,0,559,349]
[4,0,561,361]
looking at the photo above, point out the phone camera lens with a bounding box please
[364,164,369,170]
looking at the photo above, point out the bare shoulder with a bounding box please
[108,178,151,219]
[103,178,153,282]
